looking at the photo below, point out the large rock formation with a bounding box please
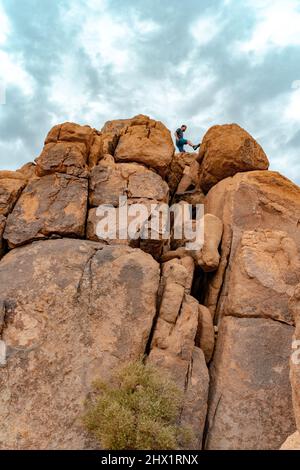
[0,239,160,449]
[89,157,169,208]
[4,174,88,248]
[199,124,269,193]
[0,115,299,450]
[104,115,174,176]
[203,170,300,449]
[205,171,300,320]
[0,171,26,216]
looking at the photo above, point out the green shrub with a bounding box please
[83,360,194,450]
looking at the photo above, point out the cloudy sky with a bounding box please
[0,0,299,184]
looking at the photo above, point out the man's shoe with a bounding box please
[193,144,200,151]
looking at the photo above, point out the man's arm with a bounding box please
[174,130,180,141]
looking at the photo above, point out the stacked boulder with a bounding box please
[0,116,299,450]
[198,123,269,193]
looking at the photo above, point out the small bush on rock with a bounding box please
[83,361,193,450]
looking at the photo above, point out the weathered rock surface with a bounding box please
[223,229,300,325]
[102,114,156,135]
[86,204,143,248]
[289,285,300,432]
[88,133,119,169]
[199,124,269,193]
[35,142,89,178]
[161,257,195,297]
[112,115,174,175]
[173,158,205,206]
[203,170,300,450]
[0,171,26,217]
[149,298,198,389]
[89,157,169,207]
[0,215,5,257]
[0,239,160,449]
[4,174,88,248]
[180,347,209,449]
[148,284,209,448]
[162,212,223,273]
[205,171,300,320]
[196,305,215,363]
[88,156,169,258]
[36,122,97,177]
[45,122,94,148]
[176,161,200,194]
[167,152,200,194]
[157,261,190,325]
[16,162,37,181]
[205,316,296,450]
[149,293,209,449]
[281,431,300,450]
[1,116,300,451]
[196,213,223,272]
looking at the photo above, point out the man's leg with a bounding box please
[181,139,188,152]
[177,138,187,153]
[187,140,200,151]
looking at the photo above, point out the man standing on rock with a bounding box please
[175,125,200,153]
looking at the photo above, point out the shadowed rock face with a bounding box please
[0,116,300,450]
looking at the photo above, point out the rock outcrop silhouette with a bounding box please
[0,114,299,450]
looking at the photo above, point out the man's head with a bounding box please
[181,125,187,131]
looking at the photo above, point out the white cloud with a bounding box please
[47,0,162,124]
[0,4,10,45]
[190,88,229,129]
[0,138,31,170]
[80,17,132,71]
[0,0,300,188]
[239,88,300,183]
[131,13,159,36]
[284,87,300,123]
[291,80,300,90]
[48,55,89,118]
[190,14,222,47]
[0,50,34,97]
[236,0,300,56]
[61,0,160,73]
[0,5,34,99]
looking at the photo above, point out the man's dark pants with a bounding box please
[176,138,188,152]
